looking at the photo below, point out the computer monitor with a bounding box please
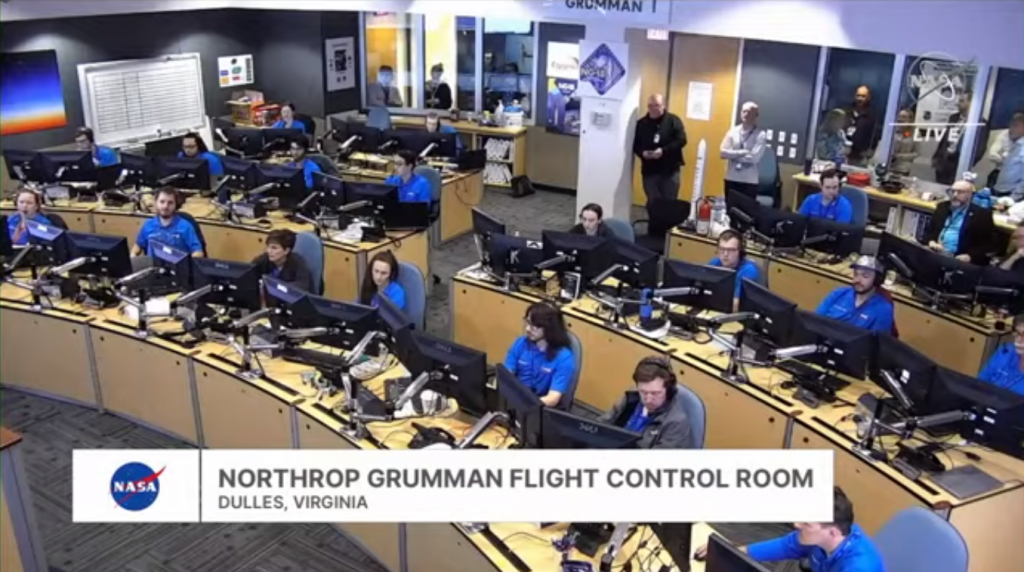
[495,363,544,449]
[928,366,1024,457]
[221,156,258,192]
[263,128,305,153]
[803,218,864,258]
[381,129,433,155]
[120,153,157,188]
[156,156,211,191]
[375,293,415,359]
[740,279,796,345]
[790,310,875,379]
[306,295,379,352]
[705,533,771,572]
[329,117,354,144]
[347,181,430,229]
[877,232,927,283]
[347,123,383,153]
[540,408,641,449]
[40,151,97,184]
[191,258,262,311]
[65,232,132,279]
[222,127,264,157]
[264,275,315,327]
[869,333,936,413]
[26,219,70,267]
[151,240,193,292]
[540,231,615,283]
[253,164,306,210]
[3,150,45,183]
[661,259,736,314]
[407,331,489,418]
[472,208,506,238]
[313,172,347,210]
[424,132,457,158]
[726,190,761,233]
[913,248,983,297]
[976,266,1024,315]
[607,238,659,290]
[488,233,544,277]
[0,215,12,259]
[755,207,807,248]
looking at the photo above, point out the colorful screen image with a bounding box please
[0,50,68,136]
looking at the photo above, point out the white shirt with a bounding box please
[720,124,767,184]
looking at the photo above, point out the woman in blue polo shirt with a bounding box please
[978,314,1024,396]
[271,102,307,134]
[385,149,433,203]
[7,190,52,246]
[504,302,575,408]
[178,132,224,176]
[287,138,322,190]
[358,251,407,311]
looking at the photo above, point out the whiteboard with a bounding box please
[78,53,207,147]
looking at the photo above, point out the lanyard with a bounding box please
[942,206,968,235]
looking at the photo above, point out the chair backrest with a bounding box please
[675,383,707,448]
[757,146,781,207]
[176,212,207,256]
[308,154,340,178]
[840,185,869,227]
[648,199,691,237]
[750,258,768,287]
[44,212,68,230]
[396,261,426,330]
[874,507,968,572]
[367,107,392,130]
[413,165,443,204]
[560,330,583,411]
[294,113,316,140]
[603,217,635,243]
[292,232,324,295]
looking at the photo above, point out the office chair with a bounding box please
[560,330,583,411]
[414,165,444,286]
[633,198,691,254]
[367,107,392,131]
[396,261,426,330]
[43,212,69,231]
[873,507,968,572]
[840,185,869,227]
[675,383,706,448]
[176,212,207,257]
[751,258,769,288]
[307,154,340,178]
[293,113,316,140]
[756,146,782,208]
[293,232,324,295]
[603,217,634,243]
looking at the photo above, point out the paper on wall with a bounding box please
[325,37,355,92]
[686,81,712,121]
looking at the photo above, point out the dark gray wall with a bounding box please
[534,22,586,128]
[244,10,325,119]
[322,11,363,115]
[736,39,821,164]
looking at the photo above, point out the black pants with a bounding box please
[724,179,759,201]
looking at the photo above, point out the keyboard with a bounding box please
[777,360,850,391]
[280,347,348,371]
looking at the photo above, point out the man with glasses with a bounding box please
[178,132,223,176]
[815,255,894,333]
[922,178,994,265]
[286,138,322,190]
[74,126,118,167]
[599,356,695,449]
[978,314,1024,396]
[708,229,760,312]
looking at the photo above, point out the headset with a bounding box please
[717,228,746,261]
[635,355,677,399]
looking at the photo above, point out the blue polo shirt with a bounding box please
[178,151,224,176]
[94,146,119,167]
[371,280,408,311]
[799,193,854,224]
[978,343,1024,396]
[746,524,885,572]
[272,119,308,134]
[816,286,895,333]
[136,215,203,257]
[7,213,52,246]
[286,159,323,190]
[504,336,574,398]
[940,204,969,255]
[385,173,433,203]
[709,257,760,299]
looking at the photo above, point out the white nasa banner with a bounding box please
[73,449,200,523]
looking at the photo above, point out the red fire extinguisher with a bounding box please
[696,197,713,236]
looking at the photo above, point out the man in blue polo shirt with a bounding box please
[799,168,854,223]
[178,132,224,176]
[978,314,1024,396]
[132,187,204,258]
[708,229,760,311]
[695,487,885,572]
[816,255,894,333]
[75,126,118,167]
[385,149,433,203]
[503,302,575,408]
[287,138,322,190]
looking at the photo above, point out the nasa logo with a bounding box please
[110,462,165,511]
[579,43,625,97]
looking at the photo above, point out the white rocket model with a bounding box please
[689,138,707,220]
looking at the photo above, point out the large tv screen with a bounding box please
[0,50,68,136]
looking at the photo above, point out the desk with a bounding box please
[448,268,1024,572]
[1,426,48,572]
[666,228,1006,377]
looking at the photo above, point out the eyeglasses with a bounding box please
[718,246,739,254]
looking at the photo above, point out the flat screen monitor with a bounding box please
[928,366,1024,457]
[120,153,157,187]
[0,215,12,258]
[726,190,761,233]
[222,127,264,157]
[3,150,45,183]
[869,333,936,413]
[495,363,543,449]
[472,208,506,238]
[540,230,614,283]
[254,164,306,210]
[790,310,875,379]
[262,128,304,153]
[877,232,927,283]
[540,408,640,449]
[313,172,347,210]
[349,123,383,153]
[375,293,415,360]
[151,240,193,292]
[488,233,544,277]
[192,258,261,311]
[264,275,315,328]
[26,219,70,267]
[661,259,736,314]
[40,151,96,184]
[803,218,864,258]
[739,278,796,346]
[408,331,489,418]
[382,129,434,155]
[977,266,1024,315]
[307,296,379,352]
[423,132,457,158]
[65,232,132,279]
[755,207,807,248]
[607,238,659,290]
[329,116,355,144]
[156,156,211,191]
[913,248,983,297]
[706,533,771,572]
[221,156,258,192]
[347,181,429,230]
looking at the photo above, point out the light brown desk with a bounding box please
[1,426,48,572]
[667,228,1006,377]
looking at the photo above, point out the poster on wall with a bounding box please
[577,41,629,101]
[217,54,254,88]
[545,42,581,136]
[325,37,356,92]
[686,81,713,121]
[0,50,68,136]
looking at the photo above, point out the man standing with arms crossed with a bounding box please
[721,101,767,199]
[633,94,687,218]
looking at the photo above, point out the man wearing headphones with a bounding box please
[977,314,1024,396]
[798,168,853,223]
[74,126,118,167]
[708,229,760,311]
[598,356,695,449]
[815,255,894,333]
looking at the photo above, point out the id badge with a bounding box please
[846,126,857,137]
[653,133,660,145]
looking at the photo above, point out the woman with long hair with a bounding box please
[358,250,407,311]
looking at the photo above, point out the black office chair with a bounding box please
[632,198,691,254]
[44,212,69,230]
[294,113,317,141]
[307,154,339,178]
[176,211,208,256]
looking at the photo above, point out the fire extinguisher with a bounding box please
[696,197,713,236]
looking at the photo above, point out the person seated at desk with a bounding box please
[358,251,407,311]
[694,487,885,572]
[921,179,994,265]
[7,190,51,246]
[816,256,894,334]
[708,229,760,311]
[74,126,118,167]
[425,111,463,153]
[504,302,574,408]
[385,150,432,203]
[798,168,853,223]
[287,137,322,191]
[179,132,223,176]
[978,314,1024,396]
[271,102,307,134]
[598,356,695,449]
[252,229,313,292]
[569,203,614,238]
[999,223,1024,273]
[131,187,204,258]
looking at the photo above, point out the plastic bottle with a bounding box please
[495,101,505,126]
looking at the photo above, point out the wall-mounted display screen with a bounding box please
[0,50,68,136]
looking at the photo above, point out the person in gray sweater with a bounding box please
[599,356,695,449]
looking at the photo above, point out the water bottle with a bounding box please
[639,288,653,322]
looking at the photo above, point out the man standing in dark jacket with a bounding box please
[599,356,695,449]
[633,94,687,218]
[843,86,881,166]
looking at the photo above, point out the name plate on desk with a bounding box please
[43,185,71,201]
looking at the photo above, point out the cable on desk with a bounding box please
[499,531,552,545]
[381,429,416,447]
[614,527,652,570]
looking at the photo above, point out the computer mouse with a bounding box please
[693,551,706,562]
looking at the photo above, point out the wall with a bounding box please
[322,11,363,116]
[736,39,820,165]
[246,10,326,119]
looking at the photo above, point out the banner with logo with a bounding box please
[577,41,629,101]
[545,42,582,136]
[217,54,254,88]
